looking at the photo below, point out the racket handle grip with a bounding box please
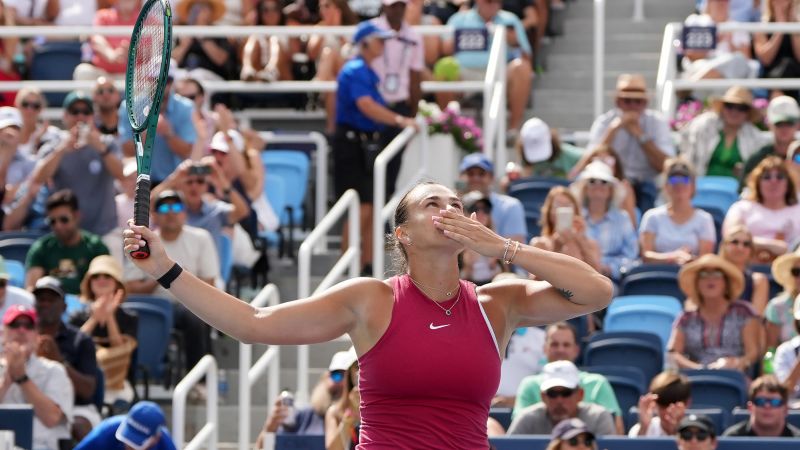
[131,176,151,259]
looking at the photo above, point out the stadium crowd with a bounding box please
[2,0,800,449]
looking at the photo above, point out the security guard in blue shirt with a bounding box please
[333,21,416,274]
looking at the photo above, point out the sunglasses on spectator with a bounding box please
[95,87,116,95]
[792,153,800,164]
[698,269,724,279]
[760,172,786,182]
[587,178,610,185]
[21,101,42,110]
[791,267,800,277]
[667,175,691,185]
[544,388,576,399]
[566,435,595,447]
[723,102,750,113]
[726,239,752,248]
[46,215,71,226]
[774,120,797,128]
[156,203,185,214]
[620,98,645,106]
[753,397,785,408]
[68,107,92,116]
[7,320,35,330]
[330,370,345,383]
[679,429,710,441]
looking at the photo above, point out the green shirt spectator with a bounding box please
[706,131,742,177]
[26,231,109,295]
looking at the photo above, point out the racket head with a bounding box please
[125,0,173,134]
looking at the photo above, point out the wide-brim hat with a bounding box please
[772,248,800,292]
[80,255,125,299]
[711,86,760,122]
[678,254,744,302]
[177,0,226,24]
[570,160,626,209]
[615,73,648,100]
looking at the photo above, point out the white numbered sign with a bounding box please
[455,28,489,53]
[682,25,717,51]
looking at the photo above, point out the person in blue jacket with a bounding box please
[74,401,176,450]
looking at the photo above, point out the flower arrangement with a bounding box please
[670,99,704,131]
[418,100,483,153]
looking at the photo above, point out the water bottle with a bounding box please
[280,390,296,427]
[763,347,776,375]
[218,369,229,403]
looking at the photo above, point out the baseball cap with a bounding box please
[328,347,358,372]
[209,130,245,154]
[767,95,800,124]
[63,91,93,111]
[551,418,594,440]
[154,189,184,208]
[33,276,65,299]
[520,117,552,164]
[540,360,580,391]
[352,21,394,45]
[459,152,494,173]
[678,413,716,436]
[667,161,693,178]
[0,106,22,129]
[2,304,37,326]
[115,401,166,450]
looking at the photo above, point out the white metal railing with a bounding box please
[594,0,605,118]
[657,21,800,118]
[296,189,361,403]
[481,26,508,175]
[372,122,428,279]
[172,354,218,450]
[237,284,281,450]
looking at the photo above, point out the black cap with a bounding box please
[678,414,716,436]
[551,418,595,441]
[154,190,184,208]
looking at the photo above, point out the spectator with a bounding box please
[324,357,360,450]
[640,158,716,264]
[571,161,638,280]
[766,248,800,348]
[460,191,507,285]
[332,21,416,274]
[32,91,124,241]
[668,254,760,372]
[508,360,616,436]
[75,400,177,450]
[114,160,136,232]
[680,86,767,177]
[3,0,58,25]
[788,140,800,183]
[741,96,800,181]
[174,77,213,152]
[440,0,533,134]
[774,294,800,403]
[493,322,546,408]
[723,374,800,437]
[25,190,110,294]
[405,0,442,68]
[0,305,73,450]
[530,187,602,273]
[586,73,675,212]
[755,0,800,100]
[55,0,97,25]
[173,0,236,81]
[514,322,622,432]
[124,190,217,376]
[512,117,582,180]
[682,2,753,81]
[0,106,35,200]
[241,0,292,83]
[724,156,800,259]
[0,1,20,107]
[460,153,527,244]
[118,61,196,184]
[629,371,691,437]
[69,255,138,408]
[14,87,59,156]
[33,276,100,441]
[256,349,356,447]
[676,414,717,450]
[73,0,139,81]
[545,418,597,450]
[719,225,770,314]
[567,145,638,226]
[91,77,121,137]
[0,255,33,318]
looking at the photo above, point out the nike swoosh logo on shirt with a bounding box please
[429,323,451,330]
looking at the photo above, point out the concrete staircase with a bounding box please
[531,0,691,132]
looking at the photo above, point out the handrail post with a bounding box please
[632,0,644,22]
[172,355,218,450]
[594,0,605,118]
[656,23,678,114]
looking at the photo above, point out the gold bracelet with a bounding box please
[501,239,511,262]
[505,241,520,265]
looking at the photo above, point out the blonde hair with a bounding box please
[14,87,47,109]
[718,224,754,261]
[539,186,580,237]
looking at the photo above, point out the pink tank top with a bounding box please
[357,274,501,449]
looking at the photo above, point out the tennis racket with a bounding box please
[125,0,172,259]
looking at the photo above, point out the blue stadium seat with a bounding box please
[491,436,800,450]
[751,264,784,298]
[583,332,663,383]
[0,237,37,264]
[4,259,25,287]
[605,375,645,427]
[695,204,725,247]
[261,172,288,258]
[567,314,591,359]
[30,41,83,106]
[122,299,174,399]
[275,434,325,450]
[524,211,541,242]
[604,301,681,350]
[608,295,682,314]
[508,176,570,190]
[620,271,684,301]
[693,189,739,215]
[696,175,740,193]
[261,150,310,227]
[0,405,33,450]
[620,263,681,279]
[218,234,233,285]
[684,372,748,412]
[580,365,647,390]
[63,293,86,322]
[0,230,46,241]
[507,179,566,214]
[717,437,800,449]
[489,407,513,430]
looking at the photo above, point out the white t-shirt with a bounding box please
[496,327,546,397]
[640,205,716,254]
[774,335,800,399]
[55,0,97,25]
[4,0,48,20]
[628,417,668,437]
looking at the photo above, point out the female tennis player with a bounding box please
[123,181,613,448]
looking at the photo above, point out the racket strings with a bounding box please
[132,3,166,129]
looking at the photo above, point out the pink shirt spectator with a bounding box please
[369,15,424,104]
[91,8,137,74]
[723,199,800,245]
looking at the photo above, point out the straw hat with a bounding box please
[711,86,760,122]
[80,255,125,299]
[570,161,626,209]
[177,0,226,24]
[772,248,800,293]
[678,254,745,302]
[615,74,648,100]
